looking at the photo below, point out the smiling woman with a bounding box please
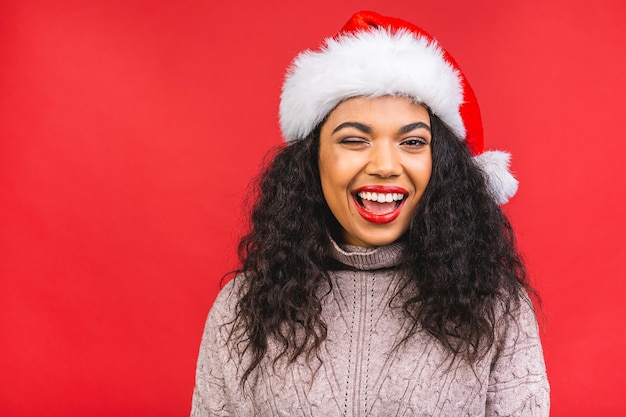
[190,10,549,416]
[318,96,433,247]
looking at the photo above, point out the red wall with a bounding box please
[1,1,625,415]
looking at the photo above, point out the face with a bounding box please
[318,95,433,248]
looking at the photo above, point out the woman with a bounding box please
[191,10,549,416]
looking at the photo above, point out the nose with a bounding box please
[364,141,402,178]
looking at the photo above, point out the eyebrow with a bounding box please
[332,121,431,135]
[332,122,372,134]
[399,122,431,134]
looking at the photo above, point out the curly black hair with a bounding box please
[228,113,535,385]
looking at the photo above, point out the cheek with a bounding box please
[319,152,356,192]
[319,165,350,208]
[318,160,359,221]
[423,161,433,185]
[408,154,433,186]
[402,160,433,217]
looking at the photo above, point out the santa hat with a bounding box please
[279,10,518,204]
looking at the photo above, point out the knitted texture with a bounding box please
[191,241,549,416]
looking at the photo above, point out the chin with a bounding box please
[348,230,408,248]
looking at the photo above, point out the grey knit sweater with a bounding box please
[191,241,550,416]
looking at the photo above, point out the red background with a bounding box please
[1,1,625,416]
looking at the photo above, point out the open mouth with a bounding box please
[355,191,405,214]
[352,189,408,223]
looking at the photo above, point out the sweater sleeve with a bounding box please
[485,293,550,417]
[190,280,239,417]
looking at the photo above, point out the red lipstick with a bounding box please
[352,185,408,224]
[355,185,408,194]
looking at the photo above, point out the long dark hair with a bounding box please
[228,113,535,385]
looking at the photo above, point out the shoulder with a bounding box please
[212,275,243,313]
[201,275,247,341]
[491,288,542,353]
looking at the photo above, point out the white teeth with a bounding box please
[357,191,405,202]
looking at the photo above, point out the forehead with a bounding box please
[323,96,430,126]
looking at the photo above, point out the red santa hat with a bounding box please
[279,10,518,204]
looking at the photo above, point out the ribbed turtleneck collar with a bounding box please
[328,238,405,270]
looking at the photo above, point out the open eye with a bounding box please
[400,137,429,147]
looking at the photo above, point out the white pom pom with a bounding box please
[473,151,519,204]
